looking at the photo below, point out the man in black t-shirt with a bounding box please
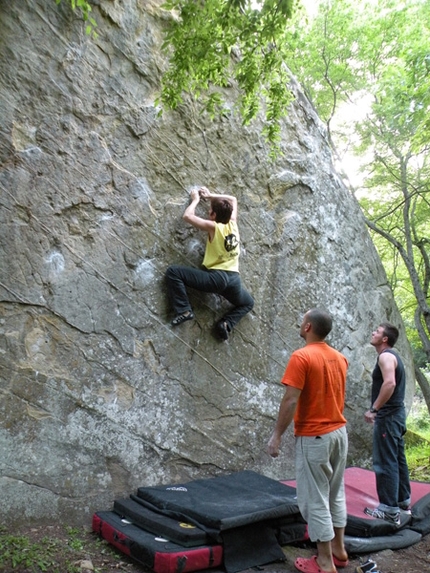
[363,322,411,525]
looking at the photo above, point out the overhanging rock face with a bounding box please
[0,0,413,525]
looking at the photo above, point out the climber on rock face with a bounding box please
[165,186,254,341]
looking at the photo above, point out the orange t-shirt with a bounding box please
[281,342,348,437]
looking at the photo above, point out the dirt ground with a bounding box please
[279,535,430,573]
[1,522,429,573]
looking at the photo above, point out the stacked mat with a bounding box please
[283,466,430,554]
[92,470,308,573]
[93,467,430,570]
[343,467,430,553]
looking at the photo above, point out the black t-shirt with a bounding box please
[371,349,406,415]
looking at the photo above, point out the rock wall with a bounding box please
[0,0,414,526]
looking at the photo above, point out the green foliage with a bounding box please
[0,525,125,573]
[65,527,85,551]
[406,430,430,481]
[405,440,430,481]
[55,0,97,36]
[284,0,362,135]
[285,0,430,374]
[0,528,75,572]
[406,395,430,481]
[159,0,299,150]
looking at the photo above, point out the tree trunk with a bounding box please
[415,365,430,414]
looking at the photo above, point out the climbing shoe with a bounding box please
[216,320,230,340]
[171,311,194,326]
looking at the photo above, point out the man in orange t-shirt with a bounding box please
[267,309,349,573]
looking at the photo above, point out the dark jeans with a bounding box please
[373,407,411,511]
[165,265,254,330]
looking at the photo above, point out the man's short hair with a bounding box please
[380,322,399,347]
[211,198,233,224]
[307,308,333,338]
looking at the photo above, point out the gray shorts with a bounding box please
[295,426,348,542]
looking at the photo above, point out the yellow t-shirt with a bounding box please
[281,342,348,437]
[202,221,240,272]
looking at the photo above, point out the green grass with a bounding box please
[406,400,430,482]
[0,529,78,573]
[0,525,124,573]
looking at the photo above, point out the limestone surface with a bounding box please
[0,0,413,525]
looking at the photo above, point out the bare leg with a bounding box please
[331,526,348,562]
[315,540,336,572]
